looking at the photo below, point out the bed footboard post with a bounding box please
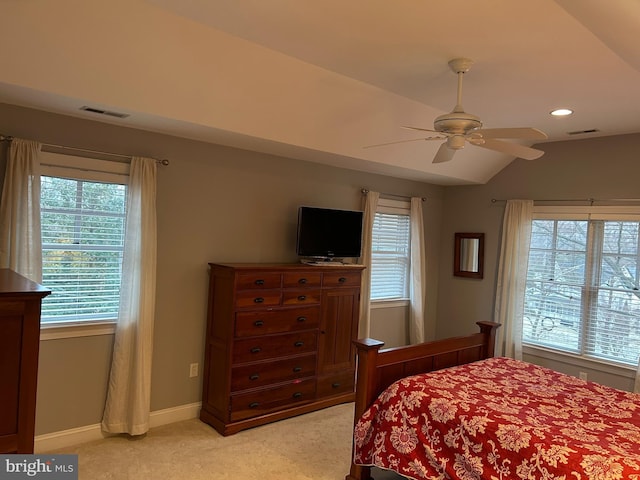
[346,338,385,480]
[476,321,501,358]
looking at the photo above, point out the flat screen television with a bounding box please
[296,206,363,259]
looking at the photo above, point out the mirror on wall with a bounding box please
[454,232,484,279]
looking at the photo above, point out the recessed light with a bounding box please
[550,108,573,116]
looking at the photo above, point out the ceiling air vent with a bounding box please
[567,129,599,136]
[80,106,130,119]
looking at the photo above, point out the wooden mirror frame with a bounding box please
[454,232,484,279]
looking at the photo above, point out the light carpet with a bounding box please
[47,402,401,480]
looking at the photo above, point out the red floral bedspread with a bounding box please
[354,357,640,480]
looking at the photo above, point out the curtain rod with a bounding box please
[0,134,169,166]
[491,197,640,204]
[361,188,426,202]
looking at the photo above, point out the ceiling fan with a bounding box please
[368,58,548,164]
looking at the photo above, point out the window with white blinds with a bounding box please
[370,199,411,301]
[39,152,129,324]
[523,207,640,366]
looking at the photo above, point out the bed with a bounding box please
[346,321,640,480]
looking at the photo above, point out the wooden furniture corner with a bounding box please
[0,269,51,454]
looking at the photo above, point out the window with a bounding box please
[370,198,410,301]
[39,152,129,325]
[523,207,640,367]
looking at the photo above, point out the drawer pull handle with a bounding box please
[332,382,341,388]
[292,392,303,399]
[250,347,262,354]
[254,279,265,286]
[249,402,260,408]
[298,278,307,284]
[338,277,347,283]
[293,366,303,373]
[249,374,260,381]
[297,295,306,301]
[297,316,306,323]
[294,341,304,347]
[254,320,264,327]
[254,297,264,303]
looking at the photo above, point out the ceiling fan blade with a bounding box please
[402,125,444,135]
[473,127,548,140]
[432,142,456,163]
[363,136,443,149]
[472,138,545,160]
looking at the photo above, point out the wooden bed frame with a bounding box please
[345,321,501,480]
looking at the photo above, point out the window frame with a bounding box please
[369,197,411,305]
[523,205,640,371]
[39,151,129,340]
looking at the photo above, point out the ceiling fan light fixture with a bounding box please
[550,108,574,116]
[448,135,467,150]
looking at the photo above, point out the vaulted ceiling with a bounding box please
[2,0,639,185]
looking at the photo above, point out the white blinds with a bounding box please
[586,220,640,364]
[370,204,411,301]
[39,154,128,324]
[523,215,640,366]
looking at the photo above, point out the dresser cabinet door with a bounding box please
[318,287,360,375]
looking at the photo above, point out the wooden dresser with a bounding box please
[200,263,364,435]
[0,269,51,453]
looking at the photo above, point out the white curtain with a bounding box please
[493,199,533,359]
[0,138,43,281]
[358,191,379,338]
[409,197,426,344]
[102,157,157,435]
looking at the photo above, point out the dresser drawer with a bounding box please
[235,307,319,337]
[282,272,322,288]
[317,371,355,397]
[323,271,361,288]
[231,354,317,391]
[233,331,318,364]
[235,290,281,309]
[236,273,282,290]
[282,289,321,306]
[230,378,316,421]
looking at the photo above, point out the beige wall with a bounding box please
[436,133,640,391]
[370,306,409,348]
[0,103,443,435]
[9,101,636,433]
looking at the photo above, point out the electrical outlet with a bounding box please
[189,363,199,378]
[578,371,588,381]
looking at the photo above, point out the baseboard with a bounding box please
[148,402,202,429]
[35,402,202,452]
